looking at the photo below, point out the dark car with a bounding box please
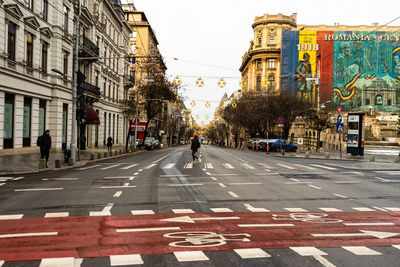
[143,138,157,150]
[247,138,264,150]
[267,139,297,152]
[257,139,272,151]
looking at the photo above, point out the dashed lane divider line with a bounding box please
[228,191,239,198]
[113,191,123,198]
[15,188,63,192]
[77,164,101,171]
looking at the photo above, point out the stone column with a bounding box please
[14,94,24,148]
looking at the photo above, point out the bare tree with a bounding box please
[305,109,332,152]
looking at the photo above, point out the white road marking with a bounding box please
[334,181,361,184]
[374,171,400,175]
[381,180,400,183]
[230,183,262,185]
[0,214,23,220]
[293,164,316,170]
[162,163,175,169]
[308,185,321,190]
[110,254,144,266]
[101,164,120,170]
[133,172,139,175]
[285,182,312,184]
[372,206,387,211]
[160,174,191,177]
[45,212,69,218]
[393,245,400,250]
[15,188,63,192]
[145,164,157,169]
[77,164,101,170]
[290,178,300,182]
[120,163,138,170]
[99,186,136,189]
[210,177,217,181]
[0,260,4,266]
[342,246,382,255]
[384,207,400,211]
[319,208,343,212]
[223,163,235,169]
[153,151,180,163]
[174,251,209,262]
[344,222,395,226]
[168,183,203,187]
[138,169,143,172]
[205,172,212,176]
[277,163,295,170]
[172,209,195,214]
[285,208,308,212]
[352,207,375,211]
[218,183,226,188]
[39,257,75,267]
[204,163,214,169]
[342,171,364,176]
[13,177,24,180]
[129,177,135,181]
[242,163,255,169]
[131,210,155,215]
[264,168,271,172]
[184,163,193,169]
[113,191,123,198]
[228,191,239,198]
[311,164,337,170]
[290,247,327,256]
[248,207,270,212]
[42,178,78,181]
[0,183,4,187]
[238,224,294,227]
[117,227,180,233]
[333,193,347,198]
[211,208,233,212]
[123,183,130,187]
[313,255,337,267]
[103,176,130,179]
[0,232,57,239]
[234,248,271,259]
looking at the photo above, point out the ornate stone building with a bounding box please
[0,0,132,153]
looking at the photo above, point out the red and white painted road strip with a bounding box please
[0,214,23,220]
[234,248,270,259]
[44,212,69,218]
[110,254,143,266]
[174,251,209,262]
[342,246,382,255]
[0,211,399,262]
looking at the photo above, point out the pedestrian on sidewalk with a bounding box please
[191,134,201,163]
[107,136,113,151]
[37,130,52,168]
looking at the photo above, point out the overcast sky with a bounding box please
[121,0,400,125]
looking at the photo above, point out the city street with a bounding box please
[0,145,400,266]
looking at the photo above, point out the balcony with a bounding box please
[79,36,99,61]
[78,81,101,99]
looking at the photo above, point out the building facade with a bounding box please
[0,0,132,153]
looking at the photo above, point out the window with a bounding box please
[41,42,48,72]
[376,95,383,105]
[43,0,48,21]
[62,104,68,150]
[256,59,262,70]
[39,100,46,135]
[256,76,261,91]
[268,59,275,68]
[388,99,392,105]
[103,78,107,95]
[7,22,16,61]
[269,36,275,44]
[268,74,275,91]
[63,5,69,32]
[23,97,32,147]
[26,32,34,68]
[258,37,262,45]
[108,81,111,99]
[3,94,15,149]
[95,70,99,87]
[25,0,33,10]
[366,99,370,105]
[103,112,107,145]
[63,50,69,76]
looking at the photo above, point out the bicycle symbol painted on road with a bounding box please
[164,231,251,247]
[272,213,343,223]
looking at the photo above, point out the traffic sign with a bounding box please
[336,123,344,132]
[337,114,343,123]
[277,117,285,124]
[337,106,342,114]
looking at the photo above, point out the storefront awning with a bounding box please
[86,107,100,125]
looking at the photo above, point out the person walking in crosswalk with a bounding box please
[191,134,201,163]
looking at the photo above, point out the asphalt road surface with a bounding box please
[1,145,400,267]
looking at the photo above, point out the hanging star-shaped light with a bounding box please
[218,78,226,88]
[232,102,237,108]
[173,76,182,85]
[196,77,204,87]
[205,101,210,108]
[190,101,196,107]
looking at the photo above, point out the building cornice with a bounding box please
[239,48,281,72]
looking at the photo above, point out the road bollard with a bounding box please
[97,153,102,159]
[305,151,310,158]
[90,153,95,160]
[55,159,61,168]
[394,156,400,163]
[104,152,108,158]
[266,143,270,154]
[68,158,74,166]
[346,153,352,159]
[39,159,46,169]
[369,155,375,162]
[114,151,118,156]
[324,152,329,159]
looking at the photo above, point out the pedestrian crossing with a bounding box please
[76,161,345,172]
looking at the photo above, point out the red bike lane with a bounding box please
[0,211,399,262]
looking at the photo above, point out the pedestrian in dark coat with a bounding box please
[191,134,201,162]
[107,136,113,151]
[38,130,51,168]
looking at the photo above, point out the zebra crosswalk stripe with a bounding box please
[242,163,255,169]
[223,163,234,169]
[162,163,175,169]
[184,163,193,169]
[204,163,214,169]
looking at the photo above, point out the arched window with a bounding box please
[376,95,383,105]
[366,99,370,105]
[268,74,275,91]
[388,99,392,105]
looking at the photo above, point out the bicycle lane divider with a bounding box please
[0,211,399,262]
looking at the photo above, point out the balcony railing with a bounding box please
[79,36,99,59]
[78,81,101,98]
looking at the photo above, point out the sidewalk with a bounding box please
[0,145,131,175]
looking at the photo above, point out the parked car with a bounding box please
[154,139,161,149]
[247,138,264,150]
[257,139,273,151]
[267,139,297,152]
[143,137,157,150]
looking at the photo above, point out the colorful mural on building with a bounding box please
[281,31,400,111]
